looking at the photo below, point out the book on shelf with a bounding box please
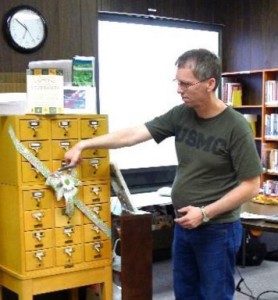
[222,82,242,106]
[26,68,64,114]
[261,147,270,172]
[269,149,278,172]
[243,114,257,136]
[265,113,278,138]
[261,142,278,173]
[265,80,278,104]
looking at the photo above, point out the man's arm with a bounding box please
[204,175,261,218]
[64,124,152,166]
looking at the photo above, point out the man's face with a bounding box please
[175,67,212,109]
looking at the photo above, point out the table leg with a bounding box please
[241,227,247,268]
[69,288,79,300]
[15,279,33,300]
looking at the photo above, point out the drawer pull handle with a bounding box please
[89,120,99,135]
[92,205,101,215]
[32,211,44,222]
[91,186,101,195]
[64,227,74,237]
[29,142,41,156]
[30,165,40,178]
[34,251,45,261]
[63,128,68,136]
[90,159,100,170]
[32,191,44,207]
[93,242,102,253]
[31,127,37,137]
[60,141,71,151]
[33,231,45,241]
[28,120,40,137]
[92,225,100,234]
[64,247,74,257]
[59,121,70,136]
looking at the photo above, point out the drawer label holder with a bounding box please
[8,126,111,239]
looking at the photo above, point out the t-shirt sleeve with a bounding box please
[230,121,263,180]
[145,106,180,143]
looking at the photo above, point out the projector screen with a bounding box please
[98,13,222,172]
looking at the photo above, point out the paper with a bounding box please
[26,69,64,114]
[240,212,268,220]
[63,86,96,114]
[28,59,72,86]
[72,56,95,86]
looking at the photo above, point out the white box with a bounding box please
[0,93,27,115]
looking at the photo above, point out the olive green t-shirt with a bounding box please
[145,105,263,223]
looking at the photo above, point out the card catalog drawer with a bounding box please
[51,140,78,159]
[55,244,83,266]
[82,183,110,205]
[83,203,110,225]
[21,161,52,183]
[21,140,51,161]
[19,118,50,141]
[25,248,54,271]
[80,158,109,180]
[24,209,52,231]
[23,189,54,210]
[55,226,82,246]
[51,160,80,176]
[80,117,108,138]
[54,207,82,227]
[51,119,78,140]
[84,222,111,242]
[84,240,111,262]
[24,229,54,251]
[82,148,108,159]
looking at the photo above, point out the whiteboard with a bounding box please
[98,13,221,170]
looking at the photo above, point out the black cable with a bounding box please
[236,266,278,300]
[235,266,255,299]
[256,290,278,300]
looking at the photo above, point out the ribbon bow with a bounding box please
[8,125,111,238]
[46,171,81,216]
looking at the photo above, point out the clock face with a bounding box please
[3,5,47,53]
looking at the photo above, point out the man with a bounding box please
[64,49,263,300]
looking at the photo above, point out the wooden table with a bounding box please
[113,212,153,300]
[240,201,278,266]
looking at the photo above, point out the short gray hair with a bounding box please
[175,48,221,91]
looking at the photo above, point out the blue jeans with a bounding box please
[172,220,242,300]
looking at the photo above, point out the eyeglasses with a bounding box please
[173,78,209,90]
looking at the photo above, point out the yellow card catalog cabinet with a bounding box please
[0,115,112,300]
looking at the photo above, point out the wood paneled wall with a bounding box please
[214,0,278,72]
[0,0,98,72]
[99,0,219,24]
[1,0,278,73]
[99,0,278,72]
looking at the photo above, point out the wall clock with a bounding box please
[3,5,47,54]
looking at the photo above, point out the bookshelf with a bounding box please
[222,69,278,195]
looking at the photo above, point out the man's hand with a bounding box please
[174,205,203,229]
[64,141,84,167]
